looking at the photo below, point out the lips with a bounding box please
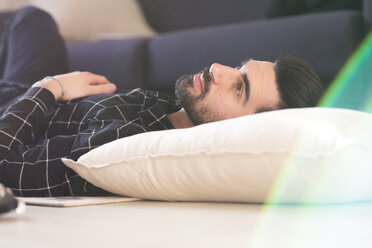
[193,74,203,93]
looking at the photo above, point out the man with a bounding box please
[174,57,323,126]
[0,7,323,197]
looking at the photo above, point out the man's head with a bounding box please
[175,57,324,125]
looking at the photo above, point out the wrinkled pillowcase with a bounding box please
[62,107,372,204]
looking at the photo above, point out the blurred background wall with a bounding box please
[0,0,155,41]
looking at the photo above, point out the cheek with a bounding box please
[215,99,251,119]
[206,94,238,117]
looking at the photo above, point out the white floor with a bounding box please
[1,200,372,248]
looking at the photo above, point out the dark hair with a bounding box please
[274,57,324,109]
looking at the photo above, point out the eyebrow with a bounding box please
[241,73,250,104]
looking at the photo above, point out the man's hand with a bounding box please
[32,71,117,101]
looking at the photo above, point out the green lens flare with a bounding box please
[264,32,372,206]
[319,31,372,112]
[248,32,372,248]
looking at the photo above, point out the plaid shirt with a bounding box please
[0,87,181,197]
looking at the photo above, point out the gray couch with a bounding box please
[7,0,372,96]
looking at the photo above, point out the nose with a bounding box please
[209,63,236,85]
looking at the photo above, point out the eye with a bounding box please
[236,82,243,96]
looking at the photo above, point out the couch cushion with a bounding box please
[67,38,148,90]
[137,0,275,33]
[146,10,362,94]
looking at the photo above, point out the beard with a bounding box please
[175,67,219,125]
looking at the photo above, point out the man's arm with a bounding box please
[32,71,117,101]
[0,87,54,160]
[0,72,119,196]
[0,72,116,159]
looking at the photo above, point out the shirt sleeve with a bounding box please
[0,89,151,196]
[0,87,55,160]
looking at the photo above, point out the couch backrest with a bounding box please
[137,0,275,33]
[144,10,363,95]
[67,38,149,90]
[67,0,368,96]
[364,0,372,31]
[137,0,364,33]
[267,0,362,17]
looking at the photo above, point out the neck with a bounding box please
[167,108,194,129]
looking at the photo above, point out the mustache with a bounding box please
[200,66,212,96]
[201,66,211,84]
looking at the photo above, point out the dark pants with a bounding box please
[0,6,68,109]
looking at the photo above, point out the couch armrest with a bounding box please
[67,37,149,90]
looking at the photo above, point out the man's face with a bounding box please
[175,59,281,125]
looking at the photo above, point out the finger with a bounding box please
[85,73,112,85]
[88,83,117,95]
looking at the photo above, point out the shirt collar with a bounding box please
[138,90,181,130]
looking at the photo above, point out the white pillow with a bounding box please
[62,108,372,204]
